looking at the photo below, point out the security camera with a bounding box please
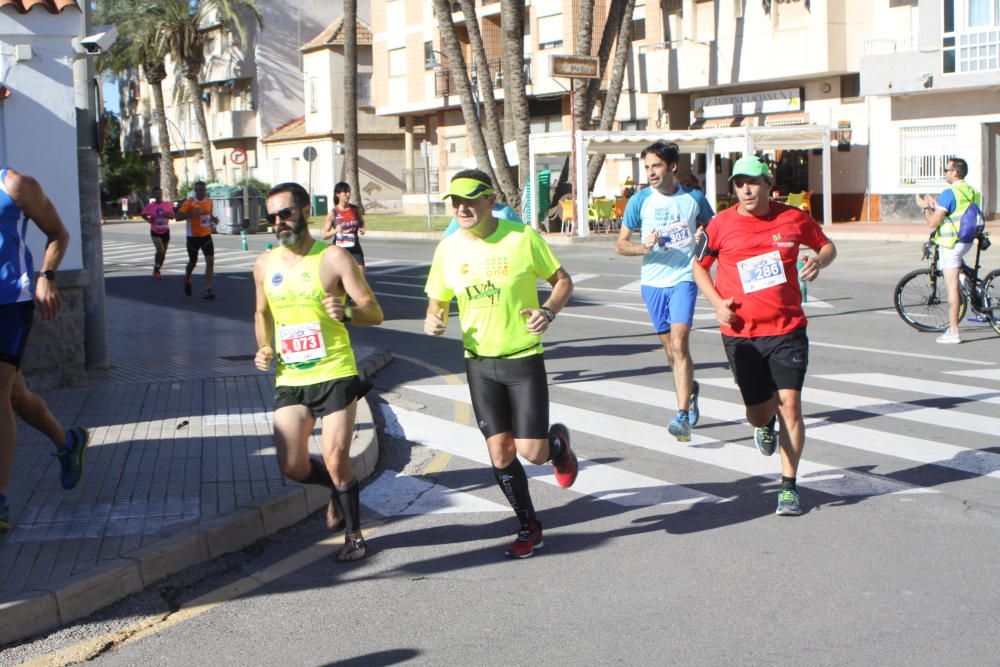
[72,25,118,56]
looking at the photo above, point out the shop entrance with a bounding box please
[772,149,810,197]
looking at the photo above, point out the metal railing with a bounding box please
[402,168,440,194]
[862,35,915,55]
[433,57,532,97]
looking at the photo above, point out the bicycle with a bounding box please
[894,231,1000,335]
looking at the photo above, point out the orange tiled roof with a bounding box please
[263,116,306,142]
[301,16,373,52]
[0,0,80,13]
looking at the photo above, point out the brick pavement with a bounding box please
[0,292,391,646]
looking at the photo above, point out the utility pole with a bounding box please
[74,0,108,369]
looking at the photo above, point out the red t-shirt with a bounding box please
[333,205,362,249]
[696,202,831,338]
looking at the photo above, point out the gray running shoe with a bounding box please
[775,488,802,516]
[753,421,777,456]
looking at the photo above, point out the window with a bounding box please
[840,73,861,101]
[308,77,317,113]
[389,48,407,77]
[358,74,373,108]
[424,41,435,69]
[943,0,1000,72]
[632,4,647,41]
[899,125,957,185]
[538,14,563,49]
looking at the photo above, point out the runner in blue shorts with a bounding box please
[0,168,89,533]
[615,141,714,442]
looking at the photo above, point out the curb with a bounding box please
[0,348,393,648]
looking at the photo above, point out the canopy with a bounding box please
[527,125,833,234]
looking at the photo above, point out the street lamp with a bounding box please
[162,115,190,188]
[426,49,480,121]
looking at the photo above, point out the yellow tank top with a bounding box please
[264,241,357,386]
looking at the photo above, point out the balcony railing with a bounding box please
[862,35,915,56]
[433,57,532,97]
[402,167,440,194]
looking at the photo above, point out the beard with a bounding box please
[276,217,309,247]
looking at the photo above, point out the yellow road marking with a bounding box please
[422,450,453,475]
[393,353,468,425]
[28,530,371,666]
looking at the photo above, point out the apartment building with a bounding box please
[371,0,658,215]
[121,1,356,188]
[262,14,405,211]
[861,0,1000,221]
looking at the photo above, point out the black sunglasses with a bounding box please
[266,207,296,224]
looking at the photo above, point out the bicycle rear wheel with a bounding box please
[983,269,1000,335]
[894,268,966,332]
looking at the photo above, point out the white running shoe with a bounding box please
[935,330,961,344]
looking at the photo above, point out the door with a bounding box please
[985,123,1000,220]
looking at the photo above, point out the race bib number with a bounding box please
[200,214,212,229]
[278,322,326,364]
[336,233,356,249]
[655,221,692,250]
[738,250,787,293]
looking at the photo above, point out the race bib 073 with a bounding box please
[737,250,787,294]
[278,322,327,364]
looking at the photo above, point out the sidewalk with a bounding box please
[0,289,392,646]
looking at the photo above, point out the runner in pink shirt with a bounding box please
[140,187,175,280]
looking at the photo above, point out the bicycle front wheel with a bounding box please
[894,268,966,332]
[983,269,1000,335]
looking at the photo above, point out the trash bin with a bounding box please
[209,184,265,234]
[311,195,329,217]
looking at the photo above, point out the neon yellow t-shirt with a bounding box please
[425,219,562,358]
[264,241,357,386]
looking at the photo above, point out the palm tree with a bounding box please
[458,0,517,205]
[344,0,360,207]
[97,0,178,200]
[430,0,500,195]
[157,0,262,183]
[501,0,530,197]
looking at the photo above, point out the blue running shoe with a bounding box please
[688,381,701,427]
[775,488,802,516]
[753,419,777,457]
[54,427,89,490]
[668,412,691,442]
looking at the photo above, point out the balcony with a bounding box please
[212,110,256,141]
[638,41,713,94]
[433,58,531,97]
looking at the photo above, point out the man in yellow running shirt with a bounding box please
[254,182,383,562]
[424,169,578,559]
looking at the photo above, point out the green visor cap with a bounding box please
[729,155,772,181]
[442,177,494,201]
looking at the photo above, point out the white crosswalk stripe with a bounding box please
[403,383,928,499]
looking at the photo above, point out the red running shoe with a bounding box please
[549,423,578,488]
[153,268,162,281]
[504,521,543,559]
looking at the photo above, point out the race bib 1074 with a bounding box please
[737,250,787,294]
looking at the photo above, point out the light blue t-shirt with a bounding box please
[622,186,714,288]
[443,203,522,236]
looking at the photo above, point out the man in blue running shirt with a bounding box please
[0,168,89,533]
[615,141,714,442]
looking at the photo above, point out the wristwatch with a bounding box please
[39,270,56,280]
[540,306,556,322]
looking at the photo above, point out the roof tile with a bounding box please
[0,0,80,14]
[301,15,373,52]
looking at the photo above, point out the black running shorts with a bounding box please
[722,328,809,407]
[0,301,34,368]
[151,230,171,244]
[274,375,370,419]
[465,354,549,439]
[186,235,214,262]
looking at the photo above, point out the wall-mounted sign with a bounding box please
[693,88,803,119]
[549,54,599,79]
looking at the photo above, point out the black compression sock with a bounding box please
[301,457,335,489]
[492,459,537,527]
[781,476,797,492]
[333,478,361,534]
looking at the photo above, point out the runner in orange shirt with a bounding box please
[175,181,218,299]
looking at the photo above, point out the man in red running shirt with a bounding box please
[692,156,837,517]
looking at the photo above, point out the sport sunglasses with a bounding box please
[266,207,297,224]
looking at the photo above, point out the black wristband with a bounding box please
[540,306,556,322]
[39,270,56,280]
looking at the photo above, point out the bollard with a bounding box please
[797,258,808,303]
[240,230,249,251]
[264,242,273,251]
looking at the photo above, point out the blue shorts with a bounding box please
[641,282,698,334]
[0,301,34,369]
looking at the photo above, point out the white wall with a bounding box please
[0,11,83,271]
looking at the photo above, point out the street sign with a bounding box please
[549,54,599,79]
[230,148,247,165]
[303,146,318,162]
